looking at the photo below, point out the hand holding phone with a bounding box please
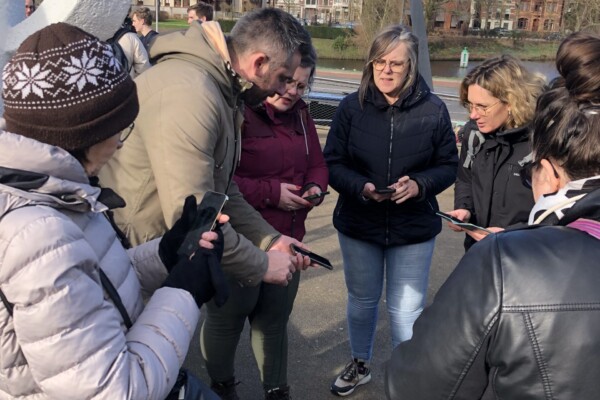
[178,191,229,258]
[375,187,395,194]
[303,191,330,201]
[289,243,333,270]
[436,211,492,234]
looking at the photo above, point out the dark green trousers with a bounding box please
[201,271,301,390]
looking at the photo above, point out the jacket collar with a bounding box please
[529,176,600,225]
[0,131,110,218]
[366,74,430,110]
[254,99,309,135]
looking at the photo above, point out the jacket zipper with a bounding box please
[385,109,394,246]
[225,105,241,194]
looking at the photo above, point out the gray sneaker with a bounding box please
[330,359,371,397]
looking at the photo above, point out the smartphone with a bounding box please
[290,243,333,270]
[375,188,395,194]
[303,191,330,201]
[178,191,229,258]
[435,211,493,234]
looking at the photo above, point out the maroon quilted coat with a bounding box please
[234,99,329,241]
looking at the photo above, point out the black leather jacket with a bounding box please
[386,187,600,399]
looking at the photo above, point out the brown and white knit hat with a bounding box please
[2,22,138,151]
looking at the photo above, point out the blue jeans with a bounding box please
[338,232,435,361]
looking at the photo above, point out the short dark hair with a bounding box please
[131,7,153,27]
[299,44,317,86]
[188,2,214,21]
[229,8,311,68]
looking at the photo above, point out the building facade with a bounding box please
[132,0,562,33]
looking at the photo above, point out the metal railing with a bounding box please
[305,76,466,134]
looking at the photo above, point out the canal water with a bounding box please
[318,58,559,81]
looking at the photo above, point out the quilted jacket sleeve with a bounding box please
[324,95,370,200]
[0,211,198,400]
[409,101,458,201]
[127,238,168,297]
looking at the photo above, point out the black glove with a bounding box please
[161,229,229,308]
[159,195,198,271]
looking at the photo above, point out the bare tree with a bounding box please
[563,0,600,32]
[356,0,402,54]
[423,0,450,31]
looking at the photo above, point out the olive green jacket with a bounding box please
[100,22,279,286]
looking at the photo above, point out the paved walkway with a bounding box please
[184,128,468,400]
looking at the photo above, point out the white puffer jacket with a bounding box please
[0,131,200,399]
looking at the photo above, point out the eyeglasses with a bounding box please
[371,59,408,73]
[286,79,310,95]
[25,5,35,9]
[120,123,135,142]
[465,100,502,116]
[519,159,559,189]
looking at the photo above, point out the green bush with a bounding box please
[218,20,236,33]
[332,35,350,51]
[306,26,354,39]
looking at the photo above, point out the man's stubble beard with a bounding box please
[241,70,275,107]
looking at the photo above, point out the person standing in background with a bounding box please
[445,55,545,250]
[188,2,214,24]
[203,46,328,400]
[131,7,159,55]
[24,0,35,17]
[324,24,458,397]
[112,16,151,78]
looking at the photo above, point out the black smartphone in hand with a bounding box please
[375,188,395,194]
[178,191,229,258]
[303,191,330,201]
[290,243,333,270]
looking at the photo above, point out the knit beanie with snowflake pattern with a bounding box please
[2,22,138,151]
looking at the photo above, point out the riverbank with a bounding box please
[314,36,560,61]
[156,21,559,62]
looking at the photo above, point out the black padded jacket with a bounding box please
[324,76,458,246]
[386,187,600,399]
[454,120,535,249]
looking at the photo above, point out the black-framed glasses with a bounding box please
[519,159,560,189]
[371,59,409,73]
[120,123,135,142]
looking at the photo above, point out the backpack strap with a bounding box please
[462,129,486,169]
[567,218,600,240]
[518,152,533,167]
[0,269,132,329]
